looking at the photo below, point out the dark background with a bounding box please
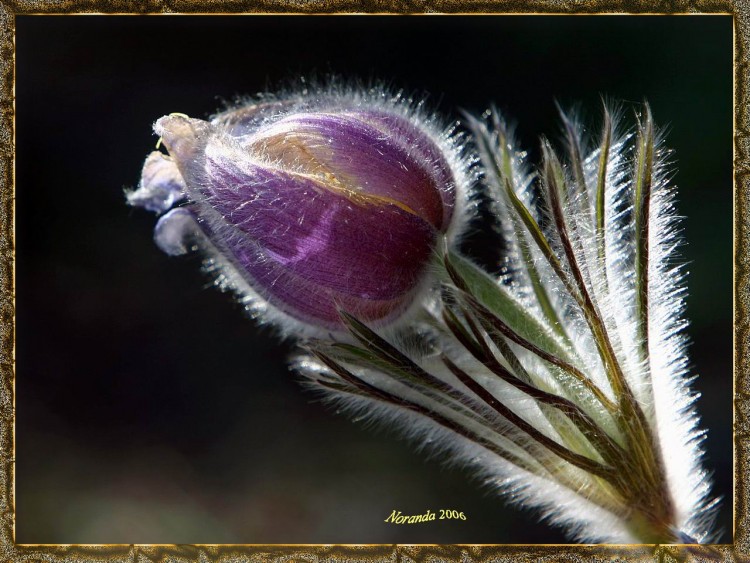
[15,16,732,544]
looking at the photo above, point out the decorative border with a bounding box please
[0,2,744,561]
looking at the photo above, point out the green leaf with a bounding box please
[445,250,572,363]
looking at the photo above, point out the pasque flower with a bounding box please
[128,89,471,334]
[129,84,719,546]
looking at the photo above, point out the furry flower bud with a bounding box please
[128,91,470,335]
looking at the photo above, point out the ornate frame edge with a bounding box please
[0,2,743,561]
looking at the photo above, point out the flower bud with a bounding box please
[128,89,470,334]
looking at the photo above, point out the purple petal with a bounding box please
[198,155,438,302]
[216,237,421,328]
[245,113,453,231]
[358,110,457,226]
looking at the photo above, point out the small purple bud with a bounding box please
[127,151,187,213]
[154,207,200,256]
[130,89,471,334]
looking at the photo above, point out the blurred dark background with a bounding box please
[15,16,732,544]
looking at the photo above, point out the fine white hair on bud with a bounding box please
[129,83,718,545]
[127,82,476,338]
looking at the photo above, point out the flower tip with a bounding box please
[126,151,187,214]
[154,115,211,164]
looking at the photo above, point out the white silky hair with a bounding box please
[130,88,717,542]
[297,354,635,543]
[297,104,719,543]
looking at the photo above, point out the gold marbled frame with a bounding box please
[0,3,743,561]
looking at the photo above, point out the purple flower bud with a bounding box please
[129,90,470,334]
